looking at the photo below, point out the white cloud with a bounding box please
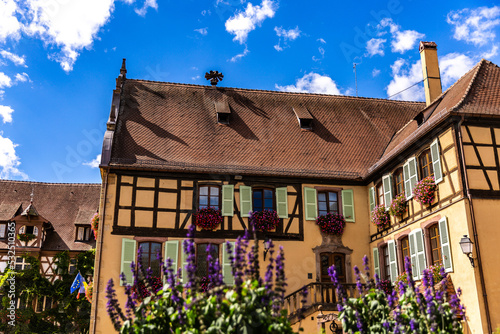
[0,73,12,89]
[377,18,425,54]
[440,53,475,88]
[275,72,341,95]
[15,72,30,83]
[0,0,21,42]
[83,154,101,168]
[366,38,386,57]
[24,0,116,72]
[274,26,300,40]
[201,10,211,16]
[386,59,424,101]
[194,27,208,36]
[482,44,499,59]
[372,68,381,77]
[392,29,425,54]
[0,133,27,180]
[228,47,249,62]
[135,0,158,17]
[0,50,26,66]
[447,6,500,46]
[225,0,277,44]
[317,38,326,44]
[191,75,200,81]
[0,105,13,123]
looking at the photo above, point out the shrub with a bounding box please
[371,204,390,228]
[388,194,407,217]
[250,209,280,232]
[105,224,301,333]
[413,176,437,205]
[330,256,464,334]
[194,207,223,230]
[316,212,346,235]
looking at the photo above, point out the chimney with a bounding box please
[419,41,442,106]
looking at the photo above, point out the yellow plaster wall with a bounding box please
[470,199,500,332]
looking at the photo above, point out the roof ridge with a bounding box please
[127,78,425,104]
[448,59,485,112]
[0,180,100,186]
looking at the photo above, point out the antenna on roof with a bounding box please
[353,63,359,97]
[205,70,224,86]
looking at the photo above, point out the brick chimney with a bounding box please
[419,41,442,106]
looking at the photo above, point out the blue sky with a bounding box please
[0,0,499,183]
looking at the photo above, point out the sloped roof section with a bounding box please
[109,81,424,180]
[0,181,100,251]
[369,59,500,176]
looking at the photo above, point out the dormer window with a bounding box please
[76,225,93,241]
[293,105,313,131]
[19,225,38,236]
[214,99,230,125]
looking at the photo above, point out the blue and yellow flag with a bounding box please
[70,272,85,294]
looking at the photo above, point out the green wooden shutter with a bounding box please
[222,242,235,285]
[382,175,393,210]
[341,189,355,222]
[304,187,317,220]
[408,231,419,280]
[181,244,189,284]
[387,240,398,283]
[369,187,375,212]
[408,157,418,194]
[430,138,443,184]
[164,240,179,283]
[239,185,252,217]
[415,228,426,280]
[276,187,288,218]
[403,161,412,200]
[120,238,137,286]
[221,185,234,217]
[372,248,380,278]
[438,217,453,272]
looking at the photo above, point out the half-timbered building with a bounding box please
[91,42,500,334]
[0,180,100,309]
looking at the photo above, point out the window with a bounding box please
[16,296,28,310]
[317,191,339,216]
[393,168,405,197]
[419,149,434,179]
[76,226,92,241]
[196,243,219,278]
[252,188,274,212]
[429,224,442,266]
[381,245,391,281]
[0,223,6,238]
[376,183,384,207]
[400,236,410,265]
[69,258,77,275]
[138,242,162,278]
[19,225,38,236]
[35,296,53,312]
[15,257,30,270]
[199,185,220,209]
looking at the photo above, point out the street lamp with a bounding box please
[459,235,474,267]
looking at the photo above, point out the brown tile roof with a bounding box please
[109,81,424,180]
[0,180,100,251]
[368,59,500,176]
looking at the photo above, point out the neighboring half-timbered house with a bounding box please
[91,42,500,334]
[0,181,100,309]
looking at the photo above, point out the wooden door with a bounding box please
[320,253,346,283]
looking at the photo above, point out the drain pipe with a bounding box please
[90,168,109,334]
[456,118,492,333]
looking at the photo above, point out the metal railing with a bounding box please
[284,282,360,320]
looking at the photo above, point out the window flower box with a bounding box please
[91,213,99,239]
[250,210,279,232]
[194,207,223,231]
[388,194,407,218]
[413,176,437,206]
[371,204,390,229]
[315,213,346,235]
[17,233,36,245]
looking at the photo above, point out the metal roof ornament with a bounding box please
[205,70,224,86]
